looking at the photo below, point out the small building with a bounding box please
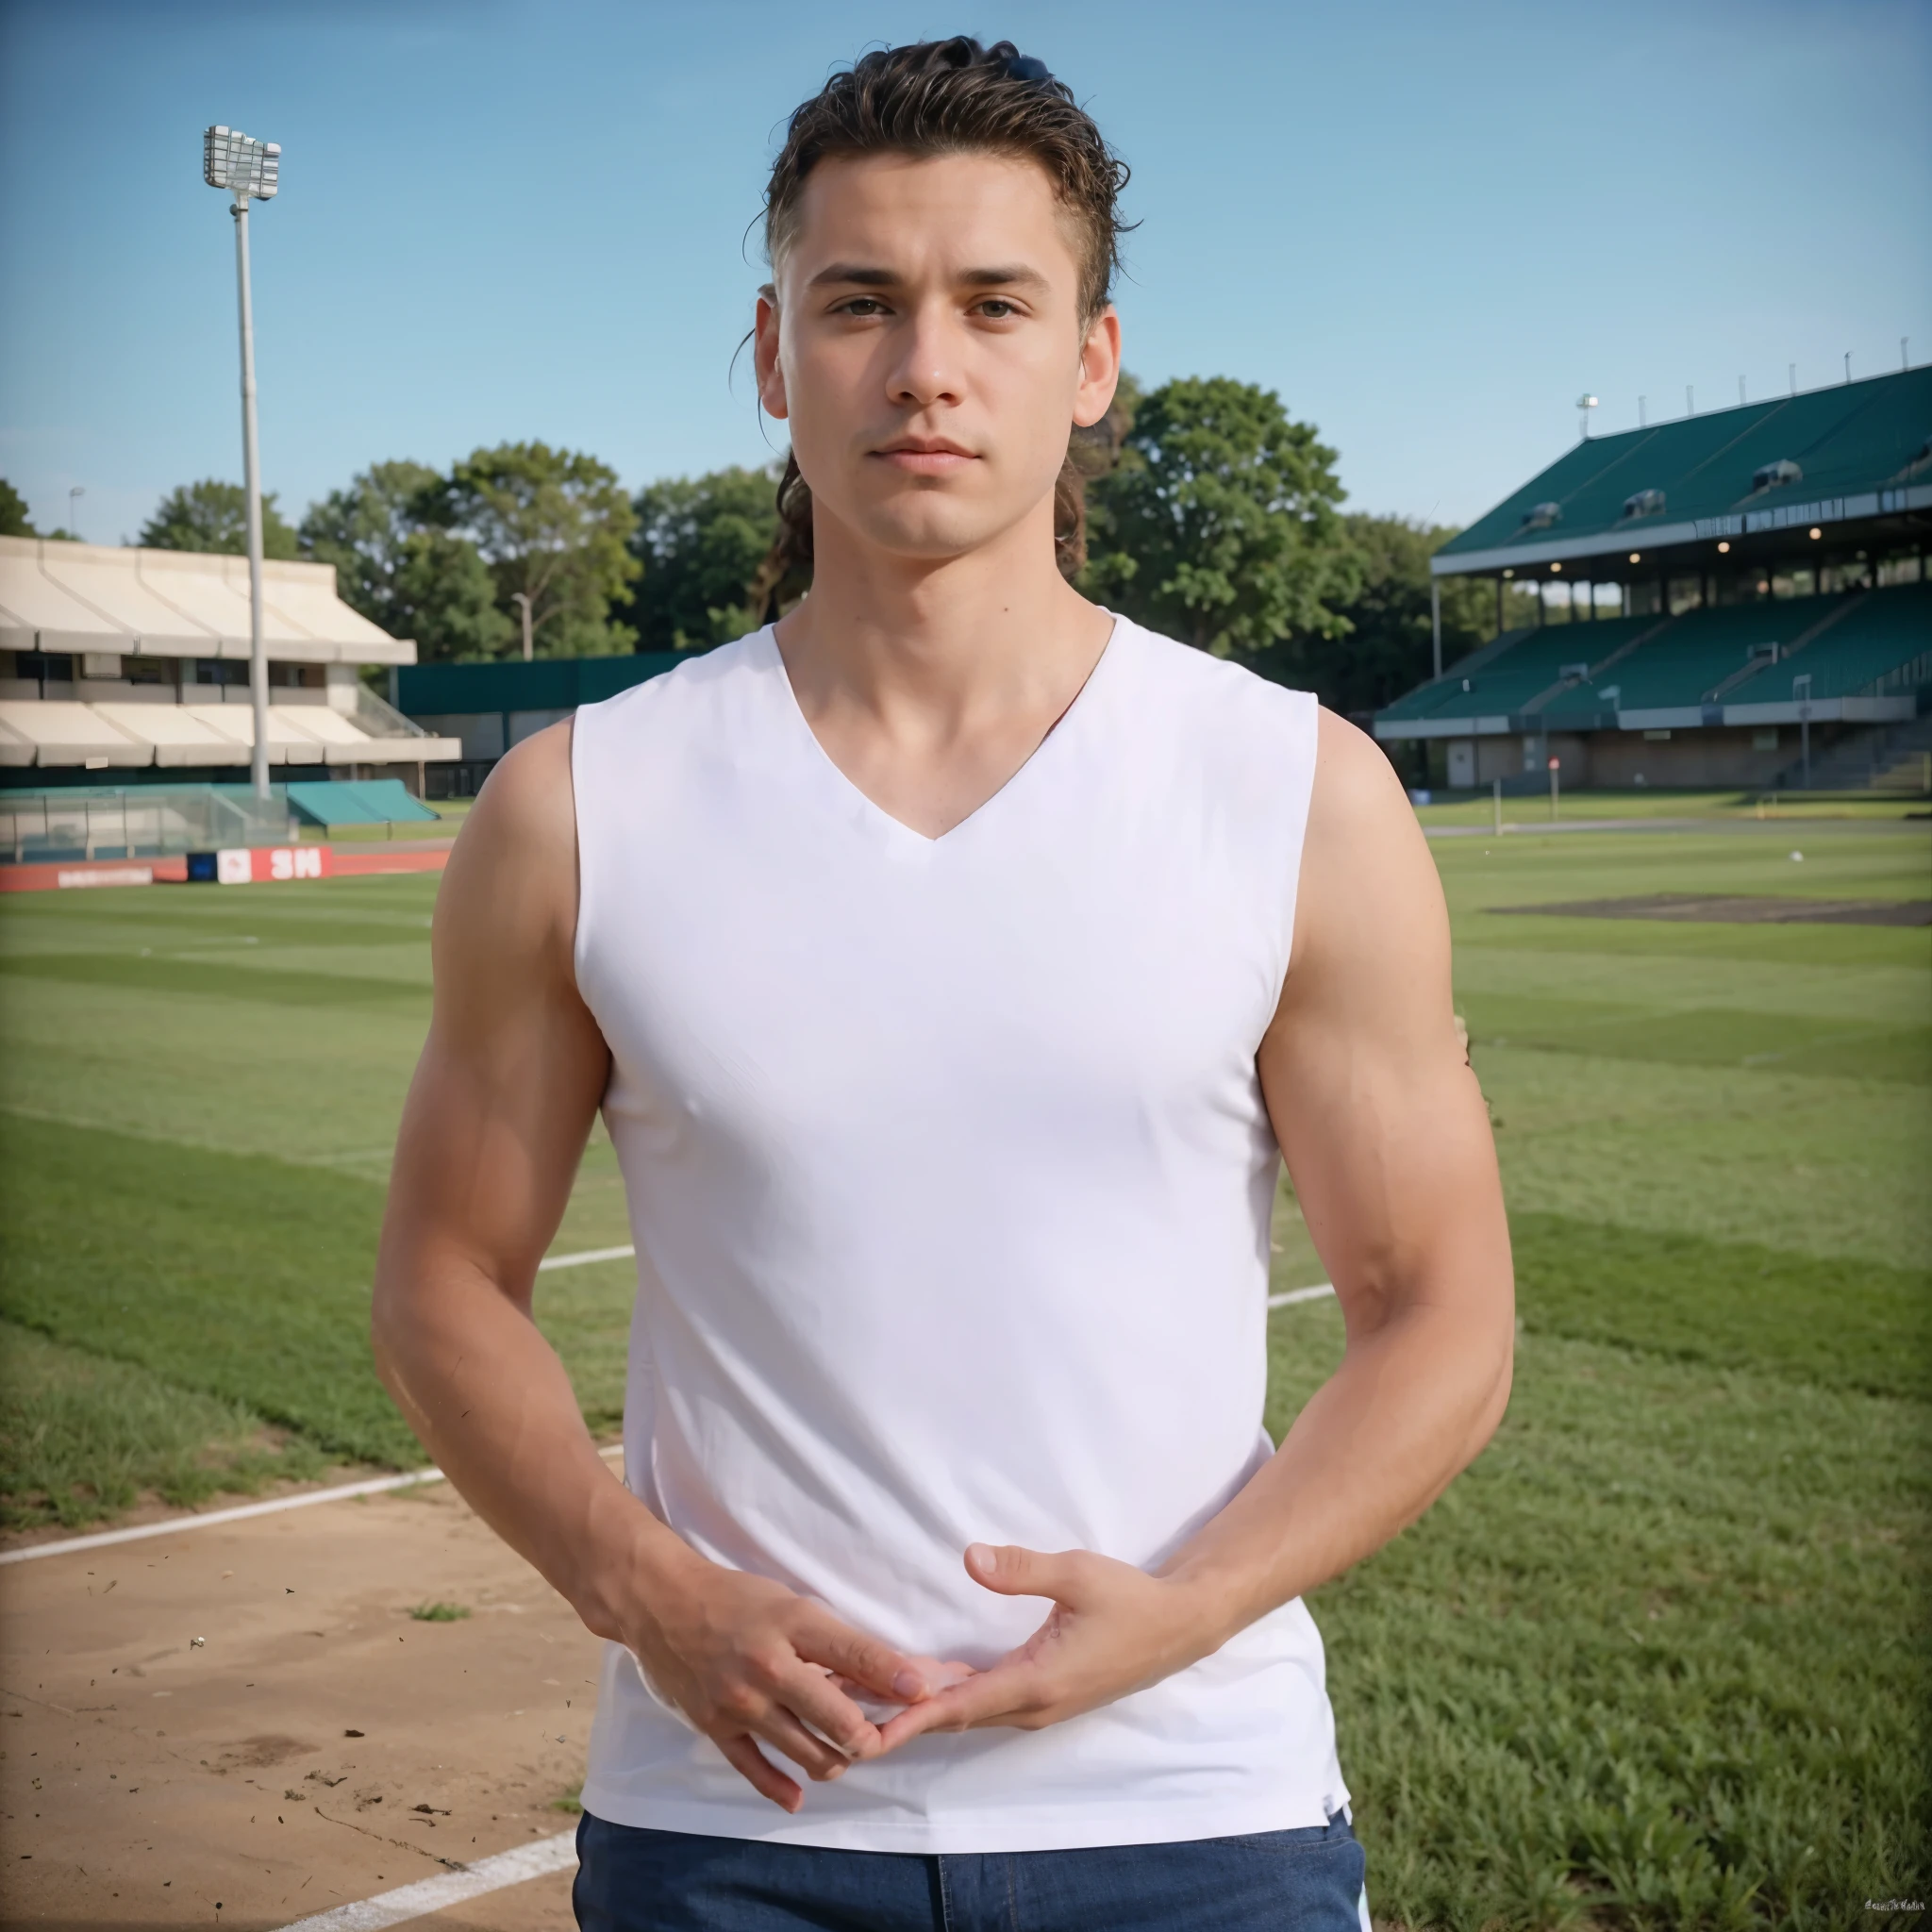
[1376,367,1931,790]
[396,653,687,795]
[0,537,459,787]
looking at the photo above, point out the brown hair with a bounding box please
[754,38,1129,605]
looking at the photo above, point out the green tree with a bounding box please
[0,479,36,538]
[300,461,512,663]
[1252,515,1540,717]
[433,442,640,658]
[139,479,300,558]
[626,464,781,652]
[1082,376,1357,656]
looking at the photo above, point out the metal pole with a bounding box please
[233,192,270,800]
[513,591,534,662]
[1492,776,1503,837]
[1430,580,1441,680]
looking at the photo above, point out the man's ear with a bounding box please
[755,285,790,423]
[1072,305,1122,430]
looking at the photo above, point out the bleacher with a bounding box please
[1379,581,1931,729]
[1722,580,1932,704]
[1377,366,1930,785]
[1606,603,1819,711]
[1378,617,1659,724]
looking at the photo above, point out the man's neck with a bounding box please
[775,501,1108,730]
[769,498,1115,841]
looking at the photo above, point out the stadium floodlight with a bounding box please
[203,125,282,800]
[1576,393,1598,440]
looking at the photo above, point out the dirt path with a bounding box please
[0,1482,599,1928]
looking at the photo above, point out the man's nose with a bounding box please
[886,300,964,409]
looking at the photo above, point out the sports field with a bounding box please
[2,814,1926,1925]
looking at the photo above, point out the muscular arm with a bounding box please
[1162,708,1513,1620]
[882,709,1514,1740]
[372,724,929,1809]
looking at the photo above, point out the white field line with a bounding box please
[537,1243,636,1272]
[1268,1282,1336,1307]
[0,1445,625,1566]
[273,1829,578,1931]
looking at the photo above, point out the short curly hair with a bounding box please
[758,38,1130,588]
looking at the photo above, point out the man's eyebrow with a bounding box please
[808,263,898,289]
[958,264,1049,291]
[805,262,1051,291]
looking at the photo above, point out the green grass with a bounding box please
[408,1600,471,1623]
[1413,789,1932,829]
[1268,1306,1927,1931]
[0,1320,325,1529]
[3,822,1929,1924]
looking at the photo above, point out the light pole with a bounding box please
[511,591,535,662]
[67,486,84,540]
[1576,393,1598,441]
[203,125,281,801]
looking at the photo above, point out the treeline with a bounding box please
[3,377,1539,716]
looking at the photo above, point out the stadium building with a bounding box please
[1375,366,1931,791]
[0,536,459,786]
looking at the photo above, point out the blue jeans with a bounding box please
[574,1810,1367,1931]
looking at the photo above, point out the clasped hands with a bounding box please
[618,1539,1225,1812]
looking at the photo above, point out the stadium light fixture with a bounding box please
[1576,393,1598,440]
[67,485,84,540]
[203,125,282,801]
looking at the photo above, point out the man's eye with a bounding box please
[841,298,887,316]
[975,300,1016,319]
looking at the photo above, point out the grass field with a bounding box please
[1,818,1926,1925]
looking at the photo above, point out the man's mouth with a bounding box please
[873,439,976,474]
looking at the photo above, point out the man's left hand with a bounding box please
[874,1543,1219,1746]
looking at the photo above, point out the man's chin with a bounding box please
[838,505,1019,566]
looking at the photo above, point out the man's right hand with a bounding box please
[611,1545,940,1811]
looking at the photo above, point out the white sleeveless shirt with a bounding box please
[574,618,1346,1853]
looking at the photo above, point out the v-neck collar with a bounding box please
[758,616,1124,852]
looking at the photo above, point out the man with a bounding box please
[373,37,1513,1932]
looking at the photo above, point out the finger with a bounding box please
[716,1732,802,1812]
[876,1659,1046,1748]
[756,1704,856,1782]
[828,1656,976,1704]
[965,1542,1083,1602]
[793,1610,932,1703]
[772,1663,886,1760]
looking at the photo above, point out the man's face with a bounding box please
[757,151,1120,565]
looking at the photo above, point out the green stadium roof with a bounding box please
[1432,366,1932,577]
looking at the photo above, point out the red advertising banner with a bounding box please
[216,845,333,883]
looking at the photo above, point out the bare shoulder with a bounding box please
[1306,707,1422,851]
[1280,708,1450,1017]
[435,719,580,984]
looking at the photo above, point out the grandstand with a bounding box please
[0,537,460,787]
[1377,366,1931,788]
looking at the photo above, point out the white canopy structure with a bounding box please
[0,537,458,772]
[0,536,413,663]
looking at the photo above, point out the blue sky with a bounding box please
[2,0,1926,548]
